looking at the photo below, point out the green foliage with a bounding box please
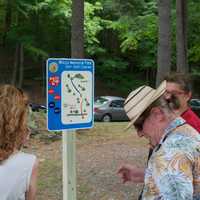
[191,67,200,76]
[189,45,200,63]
[0,1,5,38]
[95,57,146,95]
[37,0,72,18]
[110,2,158,71]
[113,15,157,52]
[188,1,200,66]
[97,57,128,73]
[116,74,146,95]
[5,0,108,57]
[84,2,111,55]
[0,0,200,93]
[24,45,49,60]
[96,60,145,95]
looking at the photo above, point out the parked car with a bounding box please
[94,96,129,122]
[29,103,46,112]
[189,98,200,117]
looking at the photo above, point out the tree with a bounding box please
[0,0,199,95]
[64,1,85,200]
[71,0,84,58]
[176,0,188,72]
[187,1,200,76]
[2,0,12,47]
[156,0,172,85]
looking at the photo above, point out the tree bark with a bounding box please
[12,44,19,85]
[71,0,84,58]
[156,0,171,86]
[176,0,188,72]
[18,43,24,88]
[2,0,12,47]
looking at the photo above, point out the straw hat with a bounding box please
[124,81,166,129]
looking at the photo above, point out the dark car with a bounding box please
[94,96,129,122]
[29,103,46,112]
[189,99,200,117]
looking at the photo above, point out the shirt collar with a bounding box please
[160,117,186,144]
[152,117,186,156]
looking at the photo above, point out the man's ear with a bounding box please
[187,91,192,101]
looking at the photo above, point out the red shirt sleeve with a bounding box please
[181,108,200,133]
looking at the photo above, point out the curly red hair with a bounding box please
[0,85,29,162]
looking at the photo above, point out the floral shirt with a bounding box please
[142,117,200,200]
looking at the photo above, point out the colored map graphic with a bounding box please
[61,71,92,124]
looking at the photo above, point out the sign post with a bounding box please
[47,58,94,200]
[62,130,76,200]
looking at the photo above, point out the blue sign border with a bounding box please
[47,58,94,131]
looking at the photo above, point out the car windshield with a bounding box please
[94,97,109,105]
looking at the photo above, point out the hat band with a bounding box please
[124,86,146,106]
[125,89,154,114]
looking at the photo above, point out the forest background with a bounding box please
[0,0,200,102]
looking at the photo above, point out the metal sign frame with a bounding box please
[47,58,94,131]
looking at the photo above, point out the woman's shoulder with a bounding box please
[8,151,37,166]
[17,151,36,158]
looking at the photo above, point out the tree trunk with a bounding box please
[11,44,19,85]
[2,0,12,47]
[176,0,188,72]
[18,43,24,88]
[156,0,171,86]
[71,0,84,58]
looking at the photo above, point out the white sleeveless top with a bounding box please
[0,151,36,200]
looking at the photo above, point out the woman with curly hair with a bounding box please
[0,85,38,200]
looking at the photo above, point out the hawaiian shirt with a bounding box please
[142,117,200,200]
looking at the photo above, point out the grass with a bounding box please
[37,160,62,199]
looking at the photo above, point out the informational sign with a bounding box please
[47,58,94,131]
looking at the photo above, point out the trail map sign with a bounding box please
[47,58,94,131]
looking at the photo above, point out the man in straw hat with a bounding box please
[118,81,200,200]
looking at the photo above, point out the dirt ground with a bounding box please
[26,122,148,200]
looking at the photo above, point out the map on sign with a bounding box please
[61,71,92,124]
[47,58,94,131]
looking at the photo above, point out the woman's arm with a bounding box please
[26,158,39,200]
